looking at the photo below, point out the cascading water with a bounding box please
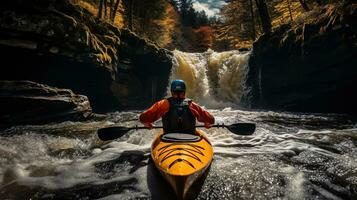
[169,49,251,108]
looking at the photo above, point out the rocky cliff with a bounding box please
[246,2,357,115]
[0,0,172,113]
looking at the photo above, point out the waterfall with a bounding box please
[168,49,251,108]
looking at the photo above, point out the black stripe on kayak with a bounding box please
[158,143,205,152]
[159,147,204,157]
[168,158,196,169]
[161,152,202,163]
[161,148,203,162]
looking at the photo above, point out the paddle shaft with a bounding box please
[127,124,225,130]
[97,122,255,141]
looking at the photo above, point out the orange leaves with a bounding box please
[192,26,213,51]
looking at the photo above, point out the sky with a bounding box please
[192,0,227,17]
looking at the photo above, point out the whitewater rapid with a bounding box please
[0,110,356,199]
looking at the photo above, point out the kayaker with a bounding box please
[139,79,215,134]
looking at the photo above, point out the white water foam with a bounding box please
[0,110,356,199]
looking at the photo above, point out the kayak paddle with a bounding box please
[97,123,256,141]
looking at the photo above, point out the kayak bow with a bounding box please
[151,130,213,199]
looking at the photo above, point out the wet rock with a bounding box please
[0,80,93,128]
[0,0,121,112]
[246,3,357,115]
[0,0,172,112]
[114,29,172,108]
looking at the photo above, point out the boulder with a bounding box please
[0,80,93,128]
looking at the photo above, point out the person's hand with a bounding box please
[204,123,213,129]
[143,123,153,129]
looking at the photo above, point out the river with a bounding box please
[0,50,356,200]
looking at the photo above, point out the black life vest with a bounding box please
[162,97,196,134]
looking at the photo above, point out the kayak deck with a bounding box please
[151,130,213,176]
[151,130,213,199]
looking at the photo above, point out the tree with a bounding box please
[315,0,322,6]
[110,0,122,22]
[121,0,177,47]
[255,0,272,33]
[193,26,213,51]
[298,0,310,11]
[97,0,104,18]
[196,11,209,27]
[164,0,214,51]
[213,0,257,49]
[179,0,193,26]
[249,0,256,40]
[268,0,308,28]
[180,0,198,27]
[126,0,134,30]
[97,0,123,23]
[286,0,293,21]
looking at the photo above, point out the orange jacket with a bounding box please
[139,99,215,125]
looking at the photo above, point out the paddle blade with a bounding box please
[226,123,256,135]
[97,127,130,141]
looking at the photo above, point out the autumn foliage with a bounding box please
[75,0,335,52]
[193,26,213,51]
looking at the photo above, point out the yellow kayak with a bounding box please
[151,130,213,199]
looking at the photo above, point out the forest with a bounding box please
[74,0,338,51]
